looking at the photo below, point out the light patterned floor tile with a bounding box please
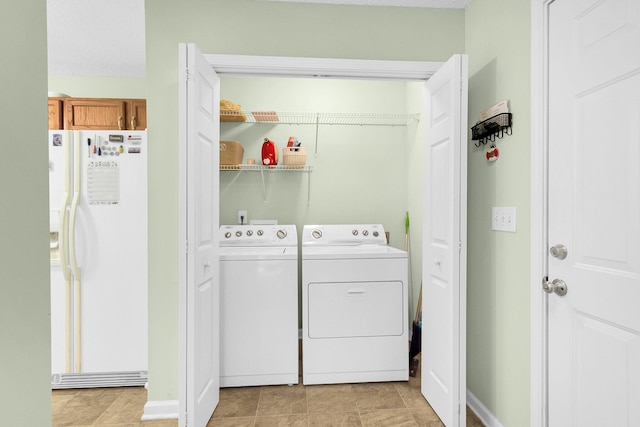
[206,416,255,427]
[254,413,307,427]
[359,408,418,427]
[53,379,484,427]
[213,387,261,418]
[308,411,362,427]
[257,384,307,416]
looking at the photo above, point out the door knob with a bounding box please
[542,277,568,296]
[549,244,568,260]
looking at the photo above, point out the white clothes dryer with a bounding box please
[301,224,408,385]
[219,224,298,387]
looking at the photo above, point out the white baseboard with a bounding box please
[467,389,505,427]
[141,399,179,421]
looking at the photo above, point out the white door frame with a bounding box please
[530,1,553,426]
[204,54,443,81]
[201,53,467,421]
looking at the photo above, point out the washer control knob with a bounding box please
[312,229,322,239]
[352,229,359,236]
[235,231,242,237]
[246,230,253,236]
[277,229,287,239]
[257,230,264,236]
[373,231,379,237]
[224,232,231,239]
[362,230,369,236]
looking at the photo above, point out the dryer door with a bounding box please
[308,281,404,339]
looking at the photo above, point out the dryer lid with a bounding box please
[302,244,406,260]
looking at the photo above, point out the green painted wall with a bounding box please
[465,0,531,425]
[32,1,535,424]
[0,1,52,426]
[219,76,412,251]
[146,0,464,403]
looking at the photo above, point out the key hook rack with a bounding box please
[471,113,513,147]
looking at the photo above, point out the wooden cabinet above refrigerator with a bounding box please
[48,97,146,130]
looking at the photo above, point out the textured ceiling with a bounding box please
[47,0,146,77]
[46,0,470,78]
[260,0,472,8]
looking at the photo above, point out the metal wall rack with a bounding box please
[471,113,512,146]
[220,164,313,205]
[221,110,420,154]
[220,110,418,204]
[221,110,419,126]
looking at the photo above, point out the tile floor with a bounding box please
[53,358,485,427]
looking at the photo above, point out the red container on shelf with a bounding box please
[261,138,278,165]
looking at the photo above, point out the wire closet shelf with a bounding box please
[220,110,420,126]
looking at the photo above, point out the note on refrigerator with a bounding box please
[87,161,120,204]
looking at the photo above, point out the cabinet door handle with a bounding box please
[131,115,136,130]
[118,116,123,130]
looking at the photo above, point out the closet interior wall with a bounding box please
[219,76,425,323]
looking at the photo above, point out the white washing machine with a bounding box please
[301,224,408,385]
[219,224,298,387]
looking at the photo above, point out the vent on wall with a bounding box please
[51,371,148,389]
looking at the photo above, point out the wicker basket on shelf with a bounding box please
[282,147,307,169]
[220,99,246,122]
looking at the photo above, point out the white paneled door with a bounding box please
[422,54,468,427]
[548,1,640,425]
[179,43,221,427]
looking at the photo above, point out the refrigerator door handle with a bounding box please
[59,131,72,282]
[69,131,81,279]
[59,131,73,373]
[69,130,82,372]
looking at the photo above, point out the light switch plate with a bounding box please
[492,207,517,232]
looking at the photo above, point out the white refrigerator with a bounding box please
[49,130,148,388]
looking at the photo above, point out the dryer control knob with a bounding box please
[362,230,369,236]
[257,230,264,236]
[235,231,242,237]
[373,231,379,237]
[246,230,253,236]
[312,229,322,239]
[277,229,287,239]
[352,229,359,236]
[224,232,231,239]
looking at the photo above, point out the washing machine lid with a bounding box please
[302,244,407,260]
[219,246,298,261]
